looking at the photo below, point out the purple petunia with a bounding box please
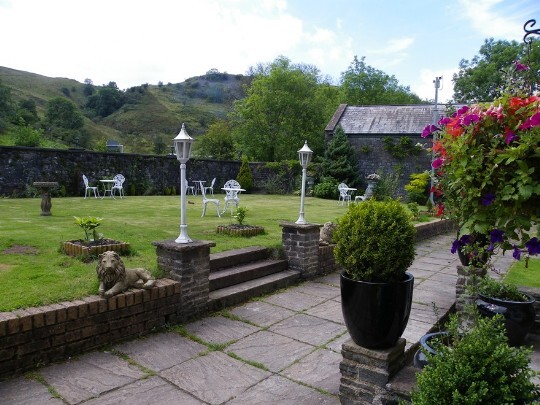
[421,124,439,138]
[432,158,444,169]
[459,234,472,245]
[490,229,504,243]
[463,114,480,126]
[504,131,518,145]
[513,245,522,260]
[451,239,460,254]
[514,60,530,71]
[481,193,495,206]
[457,106,469,115]
[526,237,540,255]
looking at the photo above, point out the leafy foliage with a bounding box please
[312,176,339,200]
[474,276,529,302]
[46,97,84,130]
[405,171,430,204]
[232,206,247,225]
[86,82,125,117]
[321,126,360,187]
[382,136,422,159]
[340,56,422,105]
[333,199,415,282]
[73,216,103,242]
[412,314,538,404]
[12,124,42,147]
[452,38,540,103]
[231,56,332,161]
[236,155,253,192]
[194,119,235,160]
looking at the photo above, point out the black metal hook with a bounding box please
[523,19,540,44]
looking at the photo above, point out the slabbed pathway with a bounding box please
[0,231,531,404]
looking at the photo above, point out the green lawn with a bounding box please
[504,257,540,288]
[0,194,349,311]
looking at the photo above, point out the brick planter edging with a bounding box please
[0,279,181,379]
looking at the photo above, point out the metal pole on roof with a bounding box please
[428,76,442,206]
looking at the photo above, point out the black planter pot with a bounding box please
[340,272,414,350]
[476,293,536,346]
[413,332,450,369]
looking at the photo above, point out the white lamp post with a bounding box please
[296,140,313,224]
[173,123,194,243]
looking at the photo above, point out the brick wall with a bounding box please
[0,279,180,379]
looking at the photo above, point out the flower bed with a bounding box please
[216,225,265,237]
[63,239,131,257]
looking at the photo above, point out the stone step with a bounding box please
[208,269,301,312]
[209,246,269,272]
[209,259,289,291]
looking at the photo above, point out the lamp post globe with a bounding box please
[295,140,313,225]
[173,123,194,243]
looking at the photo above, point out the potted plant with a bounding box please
[333,199,416,349]
[474,276,536,346]
[63,216,130,257]
[412,313,539,404]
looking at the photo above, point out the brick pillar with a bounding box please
[455,265,486,313]
[340,338,406,404]
[280,221,322,279]
[152,239,215,321]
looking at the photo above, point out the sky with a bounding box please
[1,0,539,103]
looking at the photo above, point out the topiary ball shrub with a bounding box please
[334,199,415,282]
[412,313,539,404]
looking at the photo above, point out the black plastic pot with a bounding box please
[476,293,536,346]
[413,332,450,368]
[340,272,414,349]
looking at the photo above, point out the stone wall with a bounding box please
[347,135,432,196]
[0,146,280,197]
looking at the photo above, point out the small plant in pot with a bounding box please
[334,199,416,349]
[473,276,536,346]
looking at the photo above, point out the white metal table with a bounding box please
[100,180,116,199]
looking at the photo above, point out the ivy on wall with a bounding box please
[382,137,423,160]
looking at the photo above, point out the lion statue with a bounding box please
[96,251,155,298]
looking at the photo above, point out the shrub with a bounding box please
[405,171,430,204]
[13,125,42,147]
[373,170,401,201]
[236,155,253,192]
[412,314,538,404]
[312,176,339,200]
[333,199,415,282]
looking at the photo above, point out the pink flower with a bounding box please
[421,124,439,138]
[519,112,540,130]
[432,158,444,169]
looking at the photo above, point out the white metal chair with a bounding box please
[338,183,352,206]
[185,180,196,195]
[203,177,216,196]
[200,183,221,217]
[111,174,125,198]
[222,179,242,214]
[82,174,100,199]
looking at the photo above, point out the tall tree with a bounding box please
[452,38,540,103]
[194,119,235,160]
[86,81,125,117]
[321,126,360,187]
[231,56,332,161]
[340,56,422,105]
[46,97,83,130]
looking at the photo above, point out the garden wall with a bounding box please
[0,146,286,197]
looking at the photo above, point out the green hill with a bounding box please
[0,66,250,154]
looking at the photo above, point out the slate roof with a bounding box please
[325,104,449,136]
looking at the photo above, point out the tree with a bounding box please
[194,119,235,160]
[231,56,331,161]
[340,56,422,105]
[86,81,125,117]
[236,155,254,192]
[46,97,84,130]
[18,98,39,125]
[452,38,540,103]
[321,126,360,187]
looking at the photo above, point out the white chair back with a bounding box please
[83,174,90,187]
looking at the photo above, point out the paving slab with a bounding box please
[184,315,260,344]
[269,313,346,346]
[304,298,344,324]
[292,282,341,300]
[281,347,342,395]
[227,330,314,372]
[325,331,350,353]
[83,376,203,405]
[315,272,340,286]
[113,331,207,371]
[39,351,146,404]
[160,351,271,404]
[229,300,296,327]
[228,375,340,404]
[262,289,329,311]
[0,377,64,405]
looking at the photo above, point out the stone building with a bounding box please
[324,103,448,195]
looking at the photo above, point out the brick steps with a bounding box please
[208,246,298,311]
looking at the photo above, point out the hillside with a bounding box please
[0,66,250,154]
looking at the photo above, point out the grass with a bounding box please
[504,257,540,288]
[0,194,353,311]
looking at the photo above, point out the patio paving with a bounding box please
[1,231,537,404]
